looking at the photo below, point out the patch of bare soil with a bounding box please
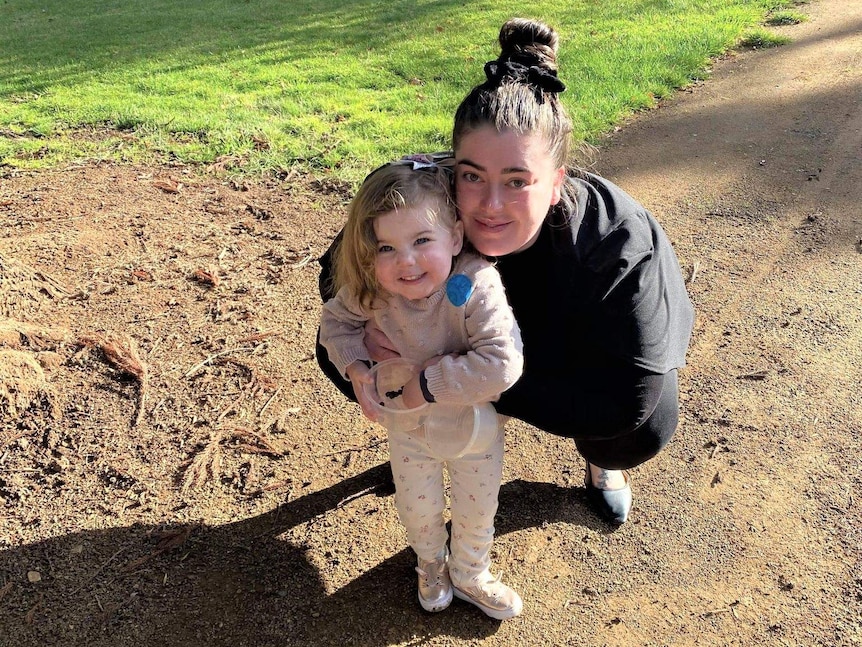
[1,1,860,645]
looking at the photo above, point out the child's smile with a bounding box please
[373,200,463,301]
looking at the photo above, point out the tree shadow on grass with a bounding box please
[0,464,605,647]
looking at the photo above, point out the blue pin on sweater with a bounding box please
[446,274,473,307]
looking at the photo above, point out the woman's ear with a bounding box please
[451,220,465,256]
[550,165,566,205]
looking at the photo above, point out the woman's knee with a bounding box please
[576,370,679,470]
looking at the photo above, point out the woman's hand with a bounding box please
[364,320,400,362]
[345,361,379,422]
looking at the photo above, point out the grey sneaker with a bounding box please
[416,552,453,612]
[453,573,522,620]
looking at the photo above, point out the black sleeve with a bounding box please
[315,233,357,401]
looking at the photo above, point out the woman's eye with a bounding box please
[508,178,528,189]
[461,171,480,183]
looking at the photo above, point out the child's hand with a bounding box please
[400,374,427,410]
[345,361,379,422]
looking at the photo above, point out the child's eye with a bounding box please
[377,244,393,253]
[415,237,431,245]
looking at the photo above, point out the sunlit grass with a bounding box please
[766,10,808,25]
[0,0,801,181]
[738,29,793,49]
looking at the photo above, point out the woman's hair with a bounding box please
[332,161,456,309]
[452,18,573,169]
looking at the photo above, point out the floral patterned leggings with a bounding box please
[388,424,504,588]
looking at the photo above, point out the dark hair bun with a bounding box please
[498,18,559,70]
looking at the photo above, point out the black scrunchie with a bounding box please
[483,60,566,94]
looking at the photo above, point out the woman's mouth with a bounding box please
[475,218,509,232]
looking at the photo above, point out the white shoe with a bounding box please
[453,573,522,620]
[416,552,453,612]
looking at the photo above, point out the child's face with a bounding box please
[373,200,463,301]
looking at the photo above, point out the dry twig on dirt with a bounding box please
[184,346,257,378]
[121,525,198,572]
[181,430,225,494]
[192,265,220,287]
[78,332,149,427]
[152,179,181,194]
[319,438,387,458]
[224,426,281,456]
[25,595,42,625]
[181,426,282,493]
[687,259,701,284]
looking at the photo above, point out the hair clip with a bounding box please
[399,152,455,172]
[483,60,566,94]
[362,152,455,184]
[401,153,439,170]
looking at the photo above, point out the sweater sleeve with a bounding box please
[423,260,524,405]
[319,288,372,379]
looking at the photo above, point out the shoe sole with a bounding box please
[418,588,453,613]
[453,586,522,620]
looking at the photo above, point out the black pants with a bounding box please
[573,369,678,471]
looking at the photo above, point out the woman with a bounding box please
[317,18,694,524]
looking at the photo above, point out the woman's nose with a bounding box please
[481,185,504,213]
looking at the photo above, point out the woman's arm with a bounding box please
[315,235,357,399]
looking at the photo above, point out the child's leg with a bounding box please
[446,426,522,619]
[446,427,504,587]
[388,430,448,561]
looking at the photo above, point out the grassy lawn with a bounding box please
[0,0,799,181]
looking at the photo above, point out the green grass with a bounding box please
[766,9,808,25]
[0,0,801,181]
[738,29,792,49]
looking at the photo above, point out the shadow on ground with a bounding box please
[1,464,609,646]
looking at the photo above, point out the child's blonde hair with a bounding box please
[333,159,456,309]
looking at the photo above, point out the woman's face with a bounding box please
[455,126,565,257]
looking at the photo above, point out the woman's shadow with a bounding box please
[1,464,607,647]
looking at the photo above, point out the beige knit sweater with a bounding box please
[320,253,523,405]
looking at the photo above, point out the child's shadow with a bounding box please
[1,465,603,647]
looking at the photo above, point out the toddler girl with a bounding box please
[319,155,524,619]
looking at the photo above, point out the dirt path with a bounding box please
[0,1,860,645]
